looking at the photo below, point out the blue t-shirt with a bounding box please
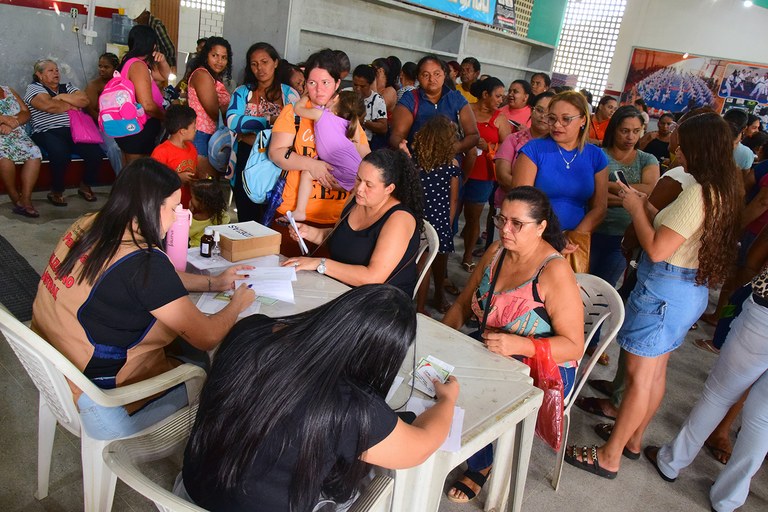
[398,86,468,142]
[520,137,608,230]
[734,142,755,170]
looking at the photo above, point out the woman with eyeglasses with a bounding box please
[511,91,609,271]
[442,186,584,503]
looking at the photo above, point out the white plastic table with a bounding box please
[387,314,543,512]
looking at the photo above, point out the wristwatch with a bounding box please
[316,258,327,275]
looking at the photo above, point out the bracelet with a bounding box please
[207,276,212,292]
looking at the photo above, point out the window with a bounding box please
[180,0,225,14]
[552,0,626,99]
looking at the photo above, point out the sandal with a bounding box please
[430,298,452,314]
[446,469,490,503]
[444,280,460,296]
[77,189,98,202]
[12,204,40,218]
[588,379,614,397]
[594,423,640,460]
[472,247,485,257]
[705,442,731,465]
[694,338,720,354]
[564,445,617,479]
[575,396,616,420]
[644,446,676,482]
[46,193,67,207]
[462,261,476,273]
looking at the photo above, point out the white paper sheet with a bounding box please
[236,279,295,304]
[404,397,464,452]
[237,266,297,281]
[186,250,281,271]
[196,292,261,318]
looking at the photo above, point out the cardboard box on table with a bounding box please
[214,221,281,262]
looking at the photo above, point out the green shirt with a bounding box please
[596,149,658,236]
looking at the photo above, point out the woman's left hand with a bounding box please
[282,257,321,272]
[483,331,523,357]
[213,265,255,291]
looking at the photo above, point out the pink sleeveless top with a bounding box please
[123,57,165,113]
[188,68,231,134]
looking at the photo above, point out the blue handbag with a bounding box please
[241,129,281,204]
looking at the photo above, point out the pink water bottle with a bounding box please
[166,204,191,271]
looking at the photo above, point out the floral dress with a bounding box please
[0,86,42,162]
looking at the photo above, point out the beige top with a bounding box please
[653,182,705,269]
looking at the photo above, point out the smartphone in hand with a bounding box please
[613,169,630,187]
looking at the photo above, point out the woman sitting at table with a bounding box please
[442,186,585,503]
[283,149,423,297]
[180,284,459,512]
[31,158,255,440]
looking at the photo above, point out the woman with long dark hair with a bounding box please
[283,149,424,297]
[499,79,534,130]
[116,25,170,161]
[587,94,617,146]
[30,158,255,440]
[187,36,232,177]
[443,186,585,502]
[180,284,459,511]
[566,112,744,479]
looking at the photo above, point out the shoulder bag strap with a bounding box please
[479,248,506,334]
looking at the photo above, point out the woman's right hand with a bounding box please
[229,283,256,311]
[288,221,313,242]
[307,159,338,189]
[433,376,459,404]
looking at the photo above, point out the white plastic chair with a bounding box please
[550,274,625,490]
[413,220,440,299]
[0,307,207,511]
[103,413,395,512]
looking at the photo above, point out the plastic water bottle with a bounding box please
[166,204,191,271]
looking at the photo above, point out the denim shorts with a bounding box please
[618,253,708,358]
[193,130,212,156]
[463,178,495,204]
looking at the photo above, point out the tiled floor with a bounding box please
[0,188,766,511]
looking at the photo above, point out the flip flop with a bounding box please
[575,396,616,420]
[704,442,731,465]
[77,189,98,202]
[462,261,476,273]
[446,469,490,503]
[564,445,617,479]
[588,379,614,397]
[693,338,720,354]
[12,204,40,218]
[644,446,676,482]
[594,423,640,460]
[46,193,67,207]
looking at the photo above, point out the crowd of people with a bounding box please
[7,23,765,512]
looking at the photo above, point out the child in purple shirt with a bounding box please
[292,91,369,221]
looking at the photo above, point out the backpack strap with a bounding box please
[411,88,420,119]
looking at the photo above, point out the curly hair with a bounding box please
[192,36,233,82]
[677,112,743,286]
[190,179,228,225]
[412,115,456,171]
[362,149,424,232]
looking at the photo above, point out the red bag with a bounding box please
[523,337,565,451]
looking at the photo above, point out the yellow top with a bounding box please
[653,183,705,269]
[458,82,477,103]
[189,212,231,247]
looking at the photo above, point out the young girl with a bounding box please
[189,179,230,247]
[291,90,369,221]
[412,115,462,314]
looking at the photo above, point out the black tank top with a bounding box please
[327,201,420,297]
[644,137,669,161]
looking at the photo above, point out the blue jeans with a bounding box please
[31,127,104,193]
[467,365,576,471]
[77,383,188,440]
[99,131,123,175]
[657,296,768,512]
[589,232,626,287]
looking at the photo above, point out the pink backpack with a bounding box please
[98,60,147,137]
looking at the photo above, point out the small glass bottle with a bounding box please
[211,231,222,262]
[200,227,214,258]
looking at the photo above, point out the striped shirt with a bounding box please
[24,82,78,134]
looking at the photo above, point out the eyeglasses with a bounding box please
[546,114,584,126]
[492,215,538,232]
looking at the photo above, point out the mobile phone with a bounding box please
[613,169,630,187]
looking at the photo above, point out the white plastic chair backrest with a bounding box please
[566,274,625,405]
[413,221,440,298]
[348,475,394,512]
[0,307,85,437]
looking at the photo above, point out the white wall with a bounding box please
[606,0,768,92]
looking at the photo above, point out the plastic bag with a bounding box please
[523,337,564,451]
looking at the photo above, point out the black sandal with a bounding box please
[644,446,676,482]
[446,469,490,503]
[564,445,617,479]
[575,396,617,420]
[47,192,67,207]
[593,423,640,460]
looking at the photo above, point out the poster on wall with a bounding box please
[494,0,517,33]
[620,47,768,119]
[402,0,497,25]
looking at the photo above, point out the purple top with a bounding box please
[314,109,362,191]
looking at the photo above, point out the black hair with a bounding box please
[120,25,157,71]
[304,49,342,82]
[99,52,119,70]
[504,187,566,251]
[510,79,534,107]
[416,54,450,81]
[401,62,417,83]
[553,85,574,93]
[743,130,768,153]
[602,105,645,149]
[190,179,228,224]
[57,158,181,284]
[531,72,551,87]
[164,104,196,134]
[723,108,748,138]
[595,94,617,112]
[333,49,351,74]
[352,64,376,85]
[658,111,675,122]
[634,98,648,112]
[191,36,232,81]
[276,59,303,89]
[747,113,761,129]
[470,76,505,102]
[579,88,593,105]
[242,42,282,102]
[185,284,417,512]
[371,58,394,88]
[461,57,481,72]
[196,37,208,46]
[532,90,556,105]
[362,149,424,232]
[386,56,402,84]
